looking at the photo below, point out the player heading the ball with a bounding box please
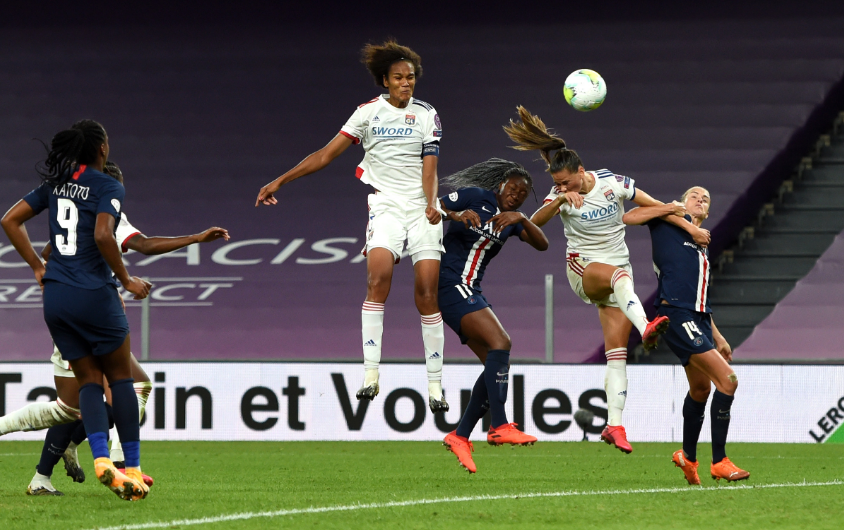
[507,106,710,454]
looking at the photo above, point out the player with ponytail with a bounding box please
[505,107,710,453]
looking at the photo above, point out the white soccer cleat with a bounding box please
[356,369,380,401]
[27,472,63,496]
[428,382,449,413]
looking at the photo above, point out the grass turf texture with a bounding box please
[0,441,842,530]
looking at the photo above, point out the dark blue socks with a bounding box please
[484,349,510,429]
[711,390,734,463]
[456,373,489,438]
[37,422,78,477]
[110,378,140,468]
[79,383,110,459]
[682,392,707,462]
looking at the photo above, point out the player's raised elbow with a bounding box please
[534,238,549,251]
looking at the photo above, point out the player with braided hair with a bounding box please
[2,120,151,500]
[437,159,548,473]
[256,40,449,413]
[0,160,229,495]
[505,107,710,453]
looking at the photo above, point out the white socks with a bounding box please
[604,348,628,426]
[361,301,385,371]
[0,398,79,435]
[421,313,444,389]
[110,381,153,462]
[611,268,649,337]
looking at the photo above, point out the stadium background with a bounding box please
[1,1,844,443]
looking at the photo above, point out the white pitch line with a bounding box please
[88,480,843,530]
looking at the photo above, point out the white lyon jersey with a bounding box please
[542,169,637,266]
[340,95,442,200]
[115,213,142,252]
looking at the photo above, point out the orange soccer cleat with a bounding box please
[94,458,147,501]
[642,315,670,351]
[443,431,476,473]
[487,423,537,446]
[118,467,154,487]
[601,425,633,453]
[710,457,750,483]
[672,449,701,485]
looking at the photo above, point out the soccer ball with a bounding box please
[564,69,607,112]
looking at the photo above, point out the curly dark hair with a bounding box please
[36,119,107,188]
[503,106,583,174]
[441,158,533,193]
[361,40,423,87]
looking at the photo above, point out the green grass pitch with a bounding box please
[0,441,842,530]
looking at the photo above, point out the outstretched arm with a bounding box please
[1,200,46,285]
[94,213,150,299]
[630,187,711,246]
[256,134,354,207]
[126,227,230,255]
[623,203,685,225]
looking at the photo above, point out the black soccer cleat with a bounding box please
[356,383,379,401]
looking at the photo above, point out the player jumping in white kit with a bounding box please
[256,40,448,413]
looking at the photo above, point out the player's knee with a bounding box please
[414,289,437,312]
[689,384,710,403]
[366,275,391,299]
[490,332,511,352]
[724,372,738,394]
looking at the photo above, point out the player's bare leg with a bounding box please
[597,305,633,453]
[583,262,667,350]
[414,257,448,413]
[357,248,394,402]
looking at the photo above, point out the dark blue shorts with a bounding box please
[438,283,491,344]
[43,281,129,362]
[657,305,714,366]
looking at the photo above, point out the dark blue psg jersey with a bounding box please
[647,215,711,313]
[23,165,125,290]
[439,187,524,291]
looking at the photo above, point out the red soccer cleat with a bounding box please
[118,468,154,487]
[672,449,701,485]
[443,431,476,473]
[642,315,670,351]
[487,423,537,446]
[601,425,633,453]
[710,457,750,483]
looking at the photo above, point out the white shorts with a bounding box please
[363,193,444,263]
[565,254,634,308]
[51,345,75,378]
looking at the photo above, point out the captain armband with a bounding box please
[422,141,440,158]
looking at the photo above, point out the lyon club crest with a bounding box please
[604,188,616,202]
[405,114,416,125]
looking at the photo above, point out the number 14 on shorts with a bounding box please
[682,321,702,339]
